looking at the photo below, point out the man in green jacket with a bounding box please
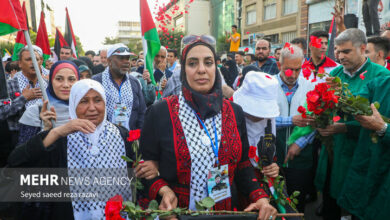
[337,76,390,220]
[288,28,390,219]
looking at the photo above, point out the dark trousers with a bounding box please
[283,167,313,213]
[363,0,381,36]
[322,159,341,220]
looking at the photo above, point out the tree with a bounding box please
[158,30,184,57]
[75,35,84,56]
[127,38,143,55]
[103,37,121,45]
[0,42,15,57]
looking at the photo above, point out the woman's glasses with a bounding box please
[181,35,216,53]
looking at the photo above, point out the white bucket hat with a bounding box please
[233,71,279,118]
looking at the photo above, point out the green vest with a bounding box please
[315,59,390,199]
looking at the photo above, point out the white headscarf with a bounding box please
[69,79,107,147]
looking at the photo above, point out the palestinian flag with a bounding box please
[36,11,51,66]
[140,0,161,85]
[326,16,336,61]
[64,7,77,58]
[54,28,68,61]
[0,0,27,36]
[10,1,28,61]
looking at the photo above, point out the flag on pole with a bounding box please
[140,0,161,85]
[36,11,51,66]
[326,16,336,61]
[64,7,78,58]
[11,1,28,61]
[0,0,27,36]
[54,28,68,61]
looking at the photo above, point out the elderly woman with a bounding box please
[17,60,80,144]
[140,36,277,220]
[8,79,157,219]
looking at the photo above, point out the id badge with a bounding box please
[113,103,128,127]
[207,164,231,203]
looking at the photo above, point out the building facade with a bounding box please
[116,21,142,45]
[241,0,306,51]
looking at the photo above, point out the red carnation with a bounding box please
[127,129,141,142]
[283,42,291,48]
[249,146,257,159]
[333,116,341,122]
[244,47,249,52]
[105,195,124,220]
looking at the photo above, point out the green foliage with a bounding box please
[158,30,184,56]
[103,36,121,45]
[0,41,15,57]
[217,35,229,54]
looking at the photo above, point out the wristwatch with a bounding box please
[376,123,388,137]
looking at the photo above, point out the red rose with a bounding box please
[307,91,320,103]
[105,195,124,220]
[127,129,141,142]
[302,68,312,80]
[297,106,306,114]
[249,146,257,159]
[283,42,291,49]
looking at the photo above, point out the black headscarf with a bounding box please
[239,65,261,87]
[180,41,222,120]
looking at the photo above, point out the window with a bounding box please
[264,34,279,44]
[264,0,276,21]
[283,0,298,15]
[246,4,256,25]
[282,31,297,44]
[175,15,184,27]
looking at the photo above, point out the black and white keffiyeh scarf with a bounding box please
[102,68,133,130]
[178,94,222,210]
[67,120,131,220]
[14,71,47,108]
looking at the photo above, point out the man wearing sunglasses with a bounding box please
[92,43,146,130]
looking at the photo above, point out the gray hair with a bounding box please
[335,28,367,47]
[279,45,304,64]
[160,46,168,56]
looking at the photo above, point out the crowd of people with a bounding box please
[1,10,390,220]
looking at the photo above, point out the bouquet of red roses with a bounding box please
[298,82,340,159]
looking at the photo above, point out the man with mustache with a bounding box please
[253,39,279,75]
[93,43,146,130]
[0,48,47,163]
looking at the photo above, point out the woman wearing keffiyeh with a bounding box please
[8,79,158,220]
[139,36,277,220]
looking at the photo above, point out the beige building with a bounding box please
[116,21,142,45]
[155,0,210,36]
[241,0,308,50]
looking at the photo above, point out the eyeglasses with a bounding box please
[181,35,216,53]
[113,47,130,54]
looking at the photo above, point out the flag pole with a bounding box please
[23,30,55,126]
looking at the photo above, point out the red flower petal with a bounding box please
[283,42,291,49]
[360,73,365,80]
[285,69,293,77]
[252,178,257,182]
[285,92,292,96]
[265,75,272,79]
[333,116,341,122]
[246,31,250,34]
[311,78,317,83]
[127,129,141,142]
[14,92,20,97]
